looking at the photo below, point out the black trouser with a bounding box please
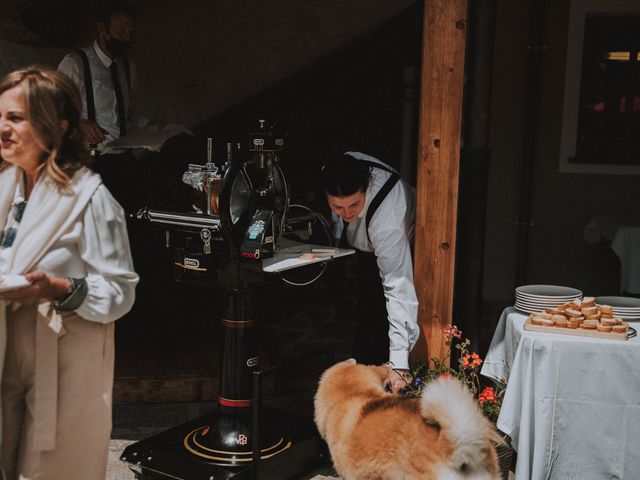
[352,251,389,365]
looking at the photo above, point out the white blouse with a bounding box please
[0,182,138,324]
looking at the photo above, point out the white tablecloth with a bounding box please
[585,216,640,294]
[482,307,640,480]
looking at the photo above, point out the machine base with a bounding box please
[120,406,327,480]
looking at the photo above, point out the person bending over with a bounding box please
[320,152,418,393]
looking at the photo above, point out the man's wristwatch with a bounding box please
[54,277,88,311]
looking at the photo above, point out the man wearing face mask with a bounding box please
[58,1,140,152]
[58,1,148,211]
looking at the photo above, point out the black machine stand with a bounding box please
[121,125,339,479]
[120,286,327,480]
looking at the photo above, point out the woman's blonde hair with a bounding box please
[0,66,89,187]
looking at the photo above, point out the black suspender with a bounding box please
[74,49,96,123]
[342,156,402,247]
[122,55,131,93]
[73,49,131,124]
[365,170,400,246]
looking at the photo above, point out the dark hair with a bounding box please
[0,66,89,187]
[97,1,137,24]
[320,154,372,197]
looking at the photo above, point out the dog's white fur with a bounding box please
[314,359,503,480]
[421,378,503,479]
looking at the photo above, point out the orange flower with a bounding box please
[409,326,505,424]
[478,386,496,406]
[462,352,483,369]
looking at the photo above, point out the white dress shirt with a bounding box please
[339,151,419,369]
[0,179,138,323]
[58,41,145,150]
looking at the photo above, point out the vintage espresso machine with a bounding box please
[121,121,349,479]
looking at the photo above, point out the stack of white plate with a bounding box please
[595,296,640,320]
[514,285,583,314]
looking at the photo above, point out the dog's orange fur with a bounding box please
[314,360,501,480]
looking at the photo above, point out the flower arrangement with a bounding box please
[407,325,506,424]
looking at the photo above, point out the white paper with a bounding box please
[102,123,193,154]
[261,241,355,273]
[0,274,31,293]
[262,254,338,273]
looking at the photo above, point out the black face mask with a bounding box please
[105,36,132,58]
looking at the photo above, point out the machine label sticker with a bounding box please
[253,139,264,146]
[248,220,265,240]
[240,249,261,260]
[184,257,200,268]
[264,235,273,244]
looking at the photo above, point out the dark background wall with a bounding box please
[121,3,425,376]
[0,1,422,386]
[483,0,639,303]
[1,0,417,124]
[1,0,638,356]
[133,0,418,127]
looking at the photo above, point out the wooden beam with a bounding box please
[411,0,468,366]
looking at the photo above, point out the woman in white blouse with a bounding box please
[0,67,138,479]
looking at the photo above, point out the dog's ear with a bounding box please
[344,358,357,365]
